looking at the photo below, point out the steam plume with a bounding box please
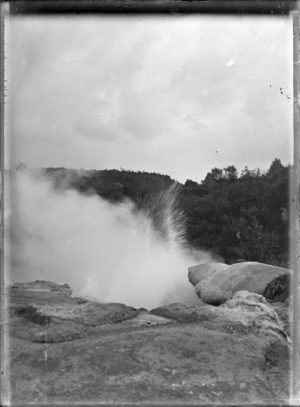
[5,170,219,310]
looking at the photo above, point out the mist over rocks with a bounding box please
[191,261,292,306]
[4,171,294,403]
[5,171,217,310]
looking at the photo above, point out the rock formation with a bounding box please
[3,265,293,404]
[12,280,73,295]
[191,261,292,305]
[188,262,229,286]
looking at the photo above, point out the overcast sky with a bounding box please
[5,14,293,183]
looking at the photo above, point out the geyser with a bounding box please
[5,170,218,310]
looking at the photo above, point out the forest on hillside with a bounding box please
[12,158,292,267]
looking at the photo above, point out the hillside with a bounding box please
[10,158,291,265]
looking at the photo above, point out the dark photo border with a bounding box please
[1,1,299,406]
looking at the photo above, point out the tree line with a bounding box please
[180,159,291,266]
[12,158,292,267]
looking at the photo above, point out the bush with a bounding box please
[239,217,280,263]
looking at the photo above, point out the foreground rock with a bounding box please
[7,283,139,343]
[4,281,292,404]
[12,280,73,295]
[193,262,292,305]
[151,291,289,341]
[269,295,293,337]
[188,262,229,286]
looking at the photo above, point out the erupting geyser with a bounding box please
[5,171,217,309]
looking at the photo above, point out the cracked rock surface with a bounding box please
[4,279,292,404]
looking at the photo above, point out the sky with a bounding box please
[5,13,293,183]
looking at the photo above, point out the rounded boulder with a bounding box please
[195,262,292,305]
[188,262,229,286]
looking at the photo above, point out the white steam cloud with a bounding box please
[5,171,220,310]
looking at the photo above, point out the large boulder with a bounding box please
[194,262,292,305]
[188,262,229,286]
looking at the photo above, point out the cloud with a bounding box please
[6,14,293,182]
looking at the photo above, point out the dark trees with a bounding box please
[39,158,290,266]
[180,159,290,265]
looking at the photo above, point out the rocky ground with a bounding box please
[2,262,296,405]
